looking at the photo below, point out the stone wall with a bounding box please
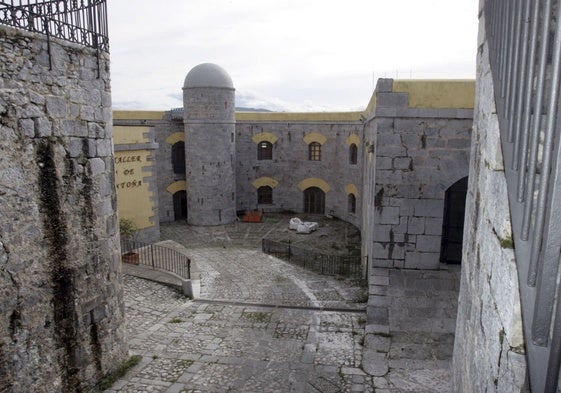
[235,119,363,227]
[367,80,473,270]
[0,26,127,392]
[451,3,527,391]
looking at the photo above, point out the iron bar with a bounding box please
[485,0,561,390]
[518,0,540,202]
[120,238,191,281]
[262,238,362,278]
[0,0,108,52]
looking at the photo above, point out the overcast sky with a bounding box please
[107,0,478,112]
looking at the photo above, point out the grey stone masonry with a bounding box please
[183,65,236,226]
[367,79,472,270]
[235,120,363,227]
[0,26,127,392]
[451,4,527,392]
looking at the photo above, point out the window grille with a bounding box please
[257,186,273,205]
[257,141,273,160]
[308,142,321,161]
[348,193,356,214]
[349,143,358,165]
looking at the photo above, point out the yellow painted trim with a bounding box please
[252,132,279,144]
[252,177,279,189]
[114,125,151,145]
[346,134,360,146]
[303,132,327,145]
[344,184,359,196]
[166,180,187,194]
[236,111,362,122]
[165,132,185,145]
[392,80,475,109]
[297,178,331,193]
[113,110,166,120]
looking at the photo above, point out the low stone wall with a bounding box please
[0,26,127,391]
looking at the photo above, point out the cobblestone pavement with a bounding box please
[107,217,373,392]
[107,216,460,392]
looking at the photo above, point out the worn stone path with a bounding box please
[107,216,460,392]
[107,218,372,392]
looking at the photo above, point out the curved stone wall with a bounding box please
[0,26,127,392]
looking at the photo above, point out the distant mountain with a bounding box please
[235,107,273,112]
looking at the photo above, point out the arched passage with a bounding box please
[303,187,325,214]
[440,177,468,264]
[173,190,187,221]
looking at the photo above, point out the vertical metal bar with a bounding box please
[518,0,540,202]
[528,0,554,285]
[499,0,509,99]
[509,0,524,151]
[505,0,517,126]
[531,0,561,346]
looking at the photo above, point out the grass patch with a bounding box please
[353,291,369,303]
[241,311,271,323]
[97,355,142,391]
[499,235,514,249]
[169,317,184,323]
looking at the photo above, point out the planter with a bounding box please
[242,210,263,223]
[122,252,139,265]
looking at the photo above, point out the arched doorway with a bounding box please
[303,187,325,214]
[173,190,187,220]
[440,177,468,264]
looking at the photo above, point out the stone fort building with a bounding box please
[3,0,561,391]
[114,66,475,272]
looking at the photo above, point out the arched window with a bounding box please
[308,142,321,161]
[171,141,185,174]
[257,141,273,160]
[348,193,356,214]
[349,143,358,165]
[257,186,273,204]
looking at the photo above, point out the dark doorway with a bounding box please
[303,187,325,214]
[173,190,187,220]
[440,177,468,264]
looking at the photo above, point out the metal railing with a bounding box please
[262,238,362,278]
[121,238,191,280]
[485,0,561,391]
[0,0,108,50]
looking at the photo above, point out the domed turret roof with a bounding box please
[183,63,234,89]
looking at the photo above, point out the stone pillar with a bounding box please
[183,63,236,225]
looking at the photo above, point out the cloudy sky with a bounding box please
[107,0,478,112]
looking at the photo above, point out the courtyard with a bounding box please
[106,214,459,392]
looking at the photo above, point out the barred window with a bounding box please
[172,141,185,174]
[349,143,358,165]
[257,186,273,204]
[308,142,321,161]
[257,141,273,160]
[348,193,356,214]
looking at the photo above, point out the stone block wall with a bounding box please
[368,79,473,270]
[0,26,127,392]
[235,120,363,227]
[451,4,527,391]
